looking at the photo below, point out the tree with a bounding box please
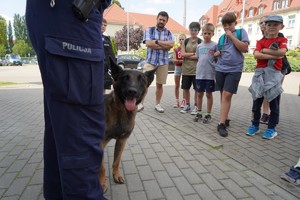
[13,14,28,41]
[114,25,143,51]
[7,21,13,53]
[112,0,123,9]
[0,16,7,48]
[12,40,31,57]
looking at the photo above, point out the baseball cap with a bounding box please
[265,15,283,23]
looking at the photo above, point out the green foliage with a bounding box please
[12,40,31,57]
[243,50,300,72]
[133,48,147,59]
[110,37,117,56]
[0,44,5,56]
[7,21,13,52]
[112,0,123,9]
[0,18,7,46]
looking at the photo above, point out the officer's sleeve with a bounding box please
[99,0,112,12]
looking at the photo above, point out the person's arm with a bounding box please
[254,50,282,60]
[226,30,248,53]
[181,40,197,59]
[155,40,174,51]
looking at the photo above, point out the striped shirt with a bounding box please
[143,26,173,66]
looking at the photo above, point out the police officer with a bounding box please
[26,0,111,199]
[102,18,116,93]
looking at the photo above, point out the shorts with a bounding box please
[195,79,215,93]
[174,66,182,76]
[143,63,168,84]
[181,75,196,90]
[215,71,242,94]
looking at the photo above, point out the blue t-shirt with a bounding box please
[215,28,249,72]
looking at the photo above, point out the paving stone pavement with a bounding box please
[0,72,299,200]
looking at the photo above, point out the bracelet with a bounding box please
[261,48,264,53]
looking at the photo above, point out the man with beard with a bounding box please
[137,11,174,113]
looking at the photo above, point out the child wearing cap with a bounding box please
[246,15,287,139]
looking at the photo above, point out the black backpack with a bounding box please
[184,37,202,46]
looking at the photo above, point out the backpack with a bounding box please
[218,28,242,50]
[184,37,202,46]
[143,27,171,44]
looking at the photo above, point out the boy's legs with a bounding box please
[174,66,182,107]
[181,75,193,113]
[215,72,241,136]
[267,95,280,129]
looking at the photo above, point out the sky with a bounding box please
[0,0,222,28]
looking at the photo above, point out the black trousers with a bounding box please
[252,95,281,129]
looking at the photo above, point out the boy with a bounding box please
[214,12,249,137]
[180,22,202,115]
[194,23,217,123]
[246,15,287,139]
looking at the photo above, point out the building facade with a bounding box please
[199,0,300,50]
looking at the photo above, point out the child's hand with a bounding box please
[214,51,221,57]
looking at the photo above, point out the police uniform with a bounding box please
[102,35,115,90]
[26,0,110,199]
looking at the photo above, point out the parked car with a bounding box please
[4,54,23,66]
[117,54,144,69]
[137,52,175,72]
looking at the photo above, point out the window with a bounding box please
[218,16,222,24]
[286,36,292,46]
[256,23,260,34]
[217,29,222,39]
[249,8,254,17]
[200,19,206,27]
[273,0,280,10]
[288,15,295,28]
[282,0,289,8]
[248,24,253,35]
[258,6,264,15]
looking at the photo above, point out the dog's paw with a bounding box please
[101,182,108,193]
[113,173,125,184]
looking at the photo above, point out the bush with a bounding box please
[243,50,300,72]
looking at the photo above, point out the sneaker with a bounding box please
[190,106,198,115]
[180,99,186,108]
[262,128,278,139]
[203,115,212,124]
[193,112,202,122]
[173,101,180,108]
[225,119,231,127]
[245,125,260,136]
[280,167,300,186]
[180,105,190,113]
[217,123,228,137]
[137,103,144,112]
[260,113,269,124]
[155,104,164,113]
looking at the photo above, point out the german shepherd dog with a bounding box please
[100,58,155,192]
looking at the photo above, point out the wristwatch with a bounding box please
[155,40,159,45]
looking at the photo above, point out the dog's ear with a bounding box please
[144,68,156,87]
[109,56,123,80]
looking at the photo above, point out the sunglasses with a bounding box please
[191,29,199,32]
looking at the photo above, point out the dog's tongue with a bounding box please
[125,98,137,111]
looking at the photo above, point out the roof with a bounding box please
[104,3,189,35]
